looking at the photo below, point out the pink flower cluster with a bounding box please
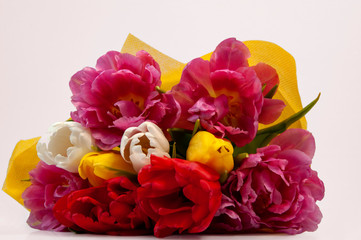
[172,39,285,147]
[70,38,285,150]
[211,129,324,234]
[21,37,324,237]
[70,50,180,150]
[22,161,89,231]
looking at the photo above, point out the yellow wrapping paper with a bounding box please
[3,34,306,206]
[2,137,41,205]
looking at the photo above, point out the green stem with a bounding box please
[192,119,201,137]
[233,93,321,155]
[156,86,166,94]
[258,93,320,136]
[172,142,177,158]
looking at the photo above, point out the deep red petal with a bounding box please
[259,98,286,124]
[252,62,279,96]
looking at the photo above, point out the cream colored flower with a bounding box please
[120,122,170,172]
[36,121,94,173]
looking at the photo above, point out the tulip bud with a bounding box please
[36,122,94,173]
[120,122,170,172]
[78,151,136,186]
[186,131,234,175]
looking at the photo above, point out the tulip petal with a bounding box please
[96,51,142,74]
[302,170,325,201]
[259,98,286,124]
[137,156,221,237]
[270,128,316,159]
[252,62,279,96]
[210,38,250,71]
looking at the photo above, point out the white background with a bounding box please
[1,0,361,239]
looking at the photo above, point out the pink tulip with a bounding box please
[22,161,89,231]
[70,50,180,150]
[211,128,324,234]
[171,38,284,147]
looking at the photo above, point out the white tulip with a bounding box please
[36,121,94,173]
[120,122,170,172]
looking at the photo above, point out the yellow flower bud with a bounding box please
[186,131,234,175]
[78,151,136,186]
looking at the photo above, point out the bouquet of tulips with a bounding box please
[3,35,324,238]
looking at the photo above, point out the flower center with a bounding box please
[137,135,152,155]
[109,94,145,119]
[48,127,73,157]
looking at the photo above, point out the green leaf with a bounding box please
[219,171,229,183]
[192,119,201,137]
[262,84,266,92]
[156,86,166,94]
[172,142,177,158]
[168,128,193,159]
[264,84,279,99]
[91,145,102,152]
[234,93,320,155]
[102,165,137,180]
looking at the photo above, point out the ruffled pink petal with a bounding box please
[136,50,160,68]
[176,58,212,98]
[92,70,149,106]
[212,123,250,147]
[134,54,162,90]
[69,67,99,96]
[143,92,181,130]
[114,101,142,118]
[90,128,124,150]
[277,149,312,182]
[302,170,325,201]
[96,51,142,75]
[270,128,316,159]
[112,116,145,132]
[27,209,66,231]
[210,38,250,71]
[170,58,212,130]
[188,95,228,124]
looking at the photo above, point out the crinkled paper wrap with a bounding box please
[3,137,41,205]
[2,34,306,206]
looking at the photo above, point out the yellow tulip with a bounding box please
[78,151,136,186]
[186,131,234,175]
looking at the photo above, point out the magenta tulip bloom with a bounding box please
[70,50,180,150]
[211,128,324,234]
[171,38,284,147]
[22,161,89,231]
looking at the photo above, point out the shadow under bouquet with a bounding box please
[3,35,324,238]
